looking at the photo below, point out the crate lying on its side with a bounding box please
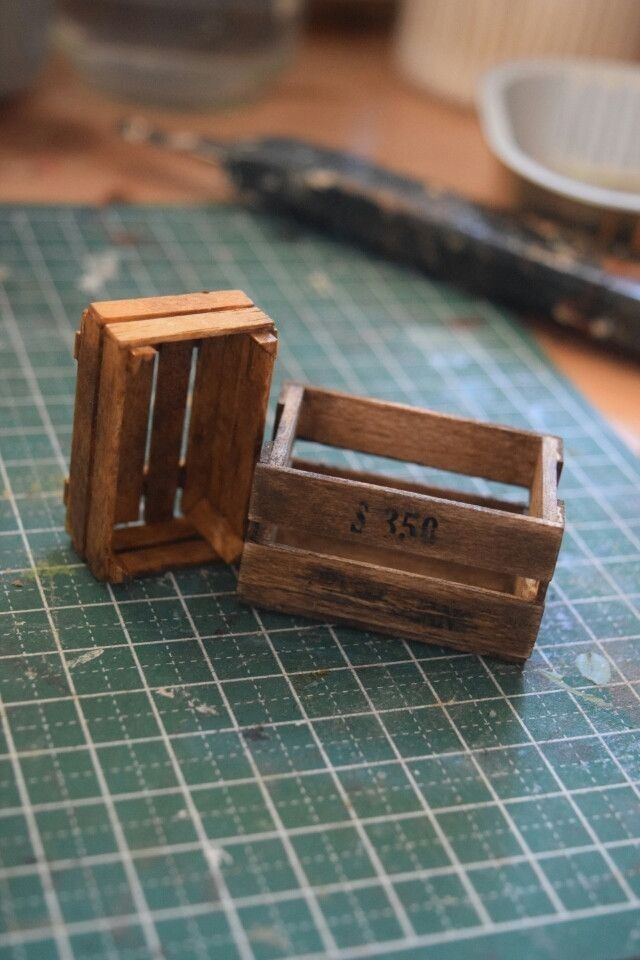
[238,383,564,661]
[65,291,277,582]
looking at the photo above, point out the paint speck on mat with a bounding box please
[308,270,335,296]
[154,685,218,716]
[576,651,611,684]
[204,845,233,871]
[78,250,121,294]
[67,648,104,669]
[249,926,291,951]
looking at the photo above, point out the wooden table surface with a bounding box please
[1,26,638,452]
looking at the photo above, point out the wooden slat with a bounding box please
[186,499,244,564]
[117,538,217,578]
[145,342,192,523]
[115,346,156,524]
[185,334,249,556]
[84,337,129,582]
[271,382,304,467]
[207,332,276,536]
[296,384,543,487]
[238,541,541,661]
[92,290,252,321]
[530,436,564,522]
[277,526,516,594]
[182,336,229,514]
[249,463,564,581]
[183,331,276,559]
[107,307,272,348]
[113,517,199,552]
[291,459,528,514]
[66,307,102,554]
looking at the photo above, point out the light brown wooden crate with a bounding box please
[65,292,277,582]
[238,381,564,661]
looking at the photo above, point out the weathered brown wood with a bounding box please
[530,436,564,522]
[182,336,230,515]
[249,463,563,581]
[67,290,276,582]
[292,459,529,514]
[206,332,277,537]
[145,342,192,523]
[92,290,253,322]
[115,346,156,524]
[238,541,541,661]
[271,383,305,466]
[297,385,542,487]
[84,335,129,582]
[184,330,277,561]
[108,307,272,348]
[523,436,564,603]
[238,382,564,661]
[251,329,278,355]
[186,499,244,564]
[275,526,516,594]
[113,517,199,552]
[117,538,217,578]
[66,308,103,553]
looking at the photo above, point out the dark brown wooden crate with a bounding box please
[238,382,564,661]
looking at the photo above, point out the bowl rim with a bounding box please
[479,58,640,214]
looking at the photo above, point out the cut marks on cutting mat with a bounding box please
[0,204,639,960]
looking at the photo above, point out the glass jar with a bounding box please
[57,0,303,110]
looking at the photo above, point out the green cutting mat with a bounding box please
[0,205,639,960]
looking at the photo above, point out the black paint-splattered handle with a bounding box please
[223,137,640,356]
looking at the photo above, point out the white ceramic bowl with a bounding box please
[480,59,640,215]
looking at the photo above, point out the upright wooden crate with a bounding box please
[65,291,277,582]
[238,383,564,661]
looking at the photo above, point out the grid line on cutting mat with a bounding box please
[0,205,639,960]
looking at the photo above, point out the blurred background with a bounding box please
[1,0,639,449]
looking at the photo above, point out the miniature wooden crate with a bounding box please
[238,383,564,661]
[65,291,277,582]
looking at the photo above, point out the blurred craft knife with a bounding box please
[122,119,640,357]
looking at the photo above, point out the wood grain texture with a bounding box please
[68,290,276,581]
[238,541,541,661]
[186,499,244,564]
[92,290,252,322]
[112,517,199,551]
[66,307,102,554]
[145,341,192,523]
[291,459,528,514]
[182,336,230,514]
[530,436,564,523]
[107,307,272,348]
[115,346,156,524]
[117,538,216,578]
[297,383,542,487]
[239,382,563,660]
[207,332,277,537]
[84,336,128,582]
[183,329,276,559]
[250,463,563,581]
[276,526,516,595]
[271,382,305,466]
